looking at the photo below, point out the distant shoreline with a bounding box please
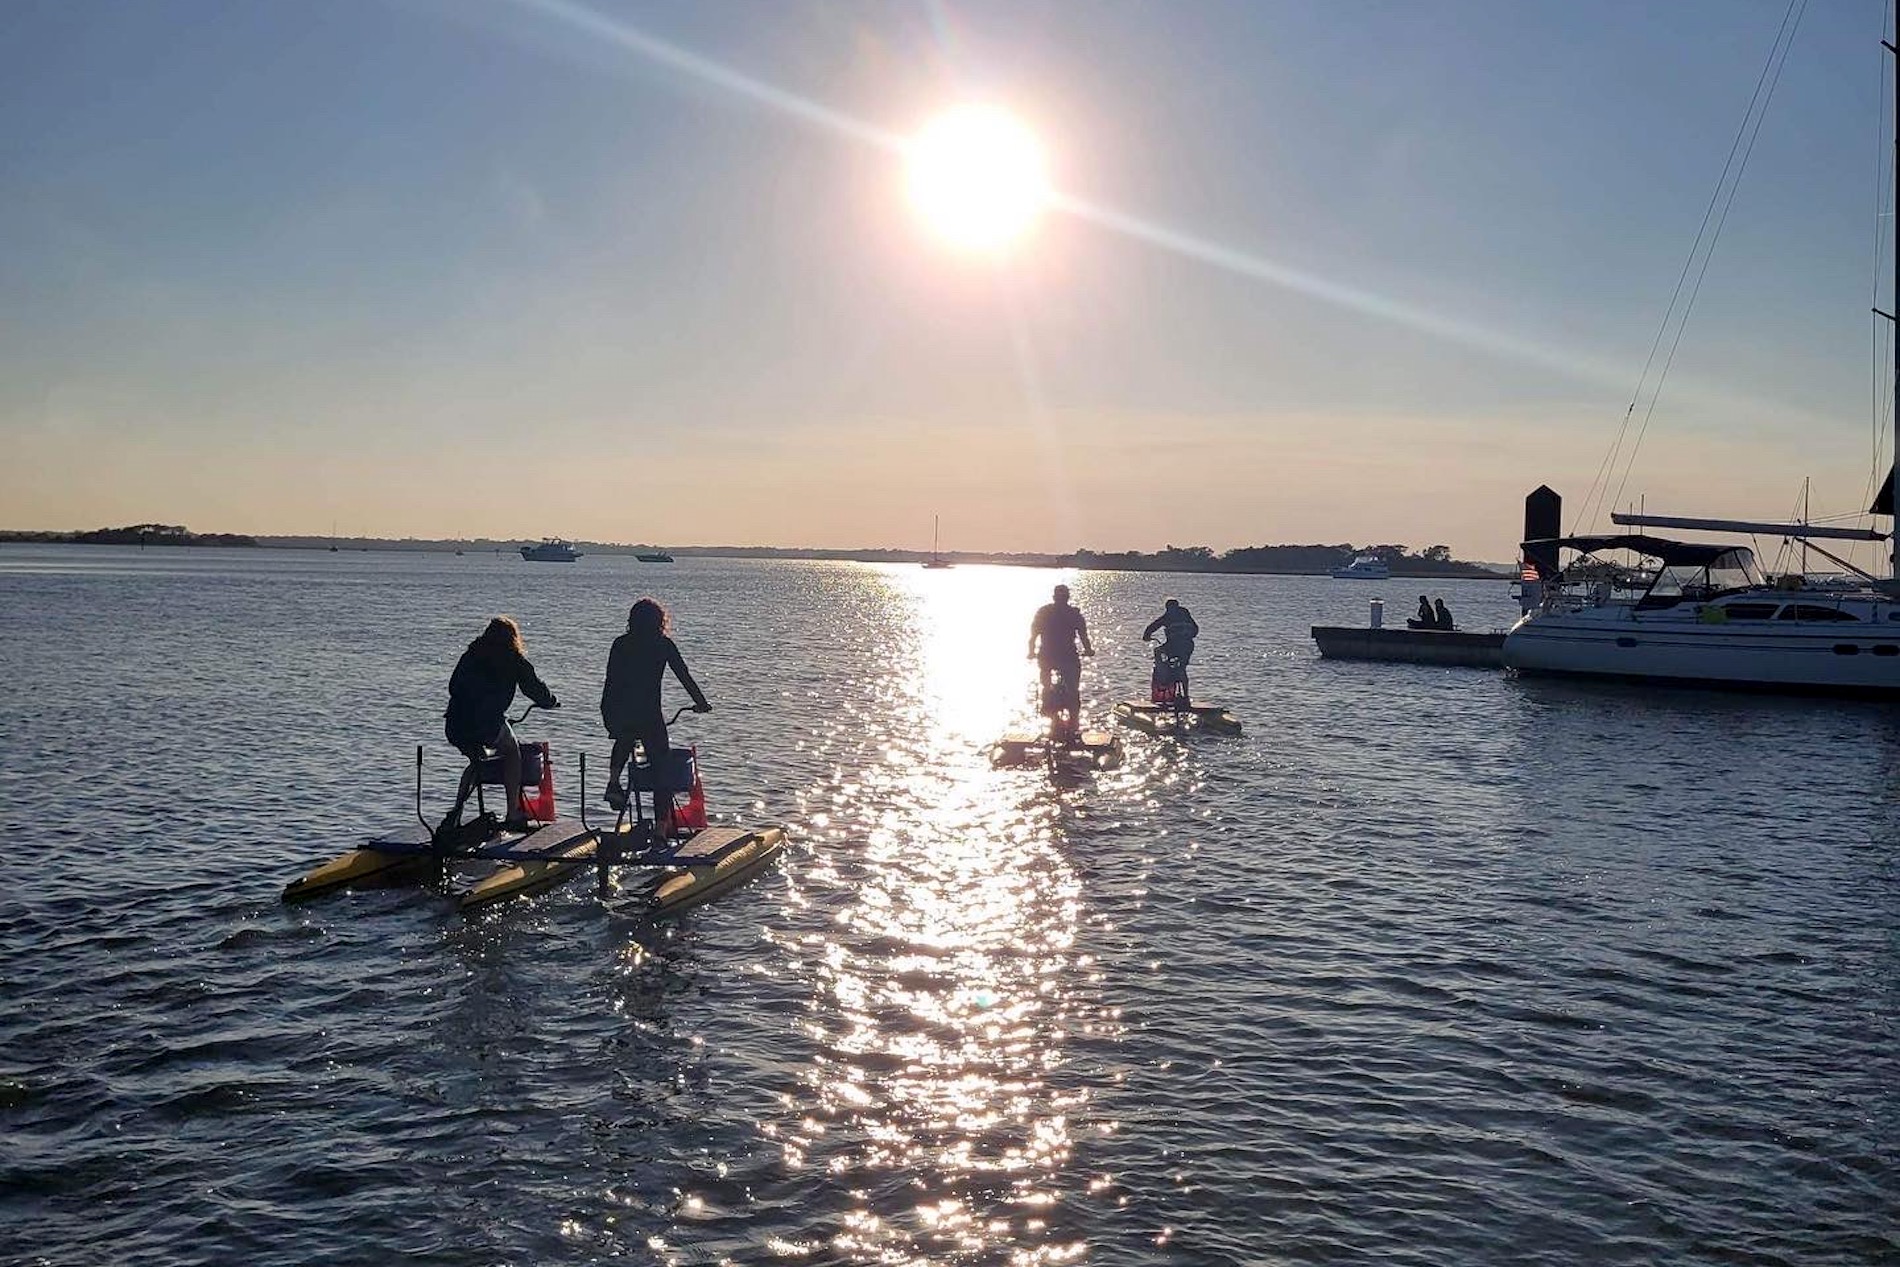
[1,532,1510,579]
[0,525,258,548]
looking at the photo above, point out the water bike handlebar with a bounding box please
[510,698,563,724]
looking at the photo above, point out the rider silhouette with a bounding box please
[1141,598,1199,705]
[1028,584,1093,739]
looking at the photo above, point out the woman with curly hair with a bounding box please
[600,598,710,814]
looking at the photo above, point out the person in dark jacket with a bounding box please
[1433,598,1455,631]
[1141,597,1200,703]
[601,598,710,813]
[1141,598,1199,658]
[445,616,559,830]
[1409,595,1434,629]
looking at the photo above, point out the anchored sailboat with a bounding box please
[1503,21,1900,696]
[923,516,953,569]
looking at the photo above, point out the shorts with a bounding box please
[446,717,514,764]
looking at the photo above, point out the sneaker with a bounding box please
[502,815,533,835]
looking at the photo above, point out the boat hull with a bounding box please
[457,831,598,912]
[991,731,1124,770]
[1113,701,1243,735]
[282,846,433,901]
[1503,610,1900,696]
[283,824,436,901]
[643,826,786,916]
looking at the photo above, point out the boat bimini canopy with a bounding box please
[1521,534,1744,569]
[1521,534,1764,604]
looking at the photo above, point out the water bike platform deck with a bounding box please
[1310,625,1505,668]
[990,730,1124,770]
[1113,701,1243,735]
[283,818,785,913]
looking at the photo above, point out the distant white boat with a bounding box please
[1331,555,1390,580]
[519,538,582,563]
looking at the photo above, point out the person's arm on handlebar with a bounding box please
[668,644,712,713]
[515,651,559,710]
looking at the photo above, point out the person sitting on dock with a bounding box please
[444,616,560,831]
[1433,598,1455,631]
[1408,595,1434,629]
[1029,584,1094,739]
[601,597,711,818]
[1141,597,1199,703]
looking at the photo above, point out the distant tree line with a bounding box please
[0,523,258,547]
[1067,542,1484,576]
[0,528,1495,575]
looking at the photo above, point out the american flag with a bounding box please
[1520,561,1539,581]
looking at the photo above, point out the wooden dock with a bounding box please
[1310,625,1505,668]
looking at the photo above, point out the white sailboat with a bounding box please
[923,516,953,569]
[1503,25,1900,697]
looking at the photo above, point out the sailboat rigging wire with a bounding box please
[1859,9,1897,574]
[1605,0,1810,528]
[1574,0,1808,534]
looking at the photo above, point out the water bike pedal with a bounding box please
[432,812,503,848]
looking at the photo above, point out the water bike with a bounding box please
[991,660,1123,777]
[1113,641,1242,736]
[282,706,785,916]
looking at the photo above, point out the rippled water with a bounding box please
[0,546,1895,1265]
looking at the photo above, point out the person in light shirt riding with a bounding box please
[1028,584,1093,737]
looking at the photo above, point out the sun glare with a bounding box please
[905,105,1050,252]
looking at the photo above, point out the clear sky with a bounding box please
[3,0,1895,561]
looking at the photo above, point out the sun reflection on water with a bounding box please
[770,564,1114,1264]
[890,564,1076,746]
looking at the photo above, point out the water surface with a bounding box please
[0,546,1894,1265]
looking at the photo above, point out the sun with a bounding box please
[905,105,1050,253]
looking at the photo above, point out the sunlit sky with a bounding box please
[3,0,1895,560]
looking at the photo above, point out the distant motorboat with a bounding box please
[520,538,582,563]
[636,551,675,563]
[1331,555,1390,579]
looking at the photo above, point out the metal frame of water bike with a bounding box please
[1037,657,1087,736]
[1146,637,1191,710]
[576,705,697,870]
[417,702,547,842]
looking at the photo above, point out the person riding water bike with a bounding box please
[1141,598,1199,705]
[444,616,560,832]
[600,597,711,819]
[1028,584,1094,740]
